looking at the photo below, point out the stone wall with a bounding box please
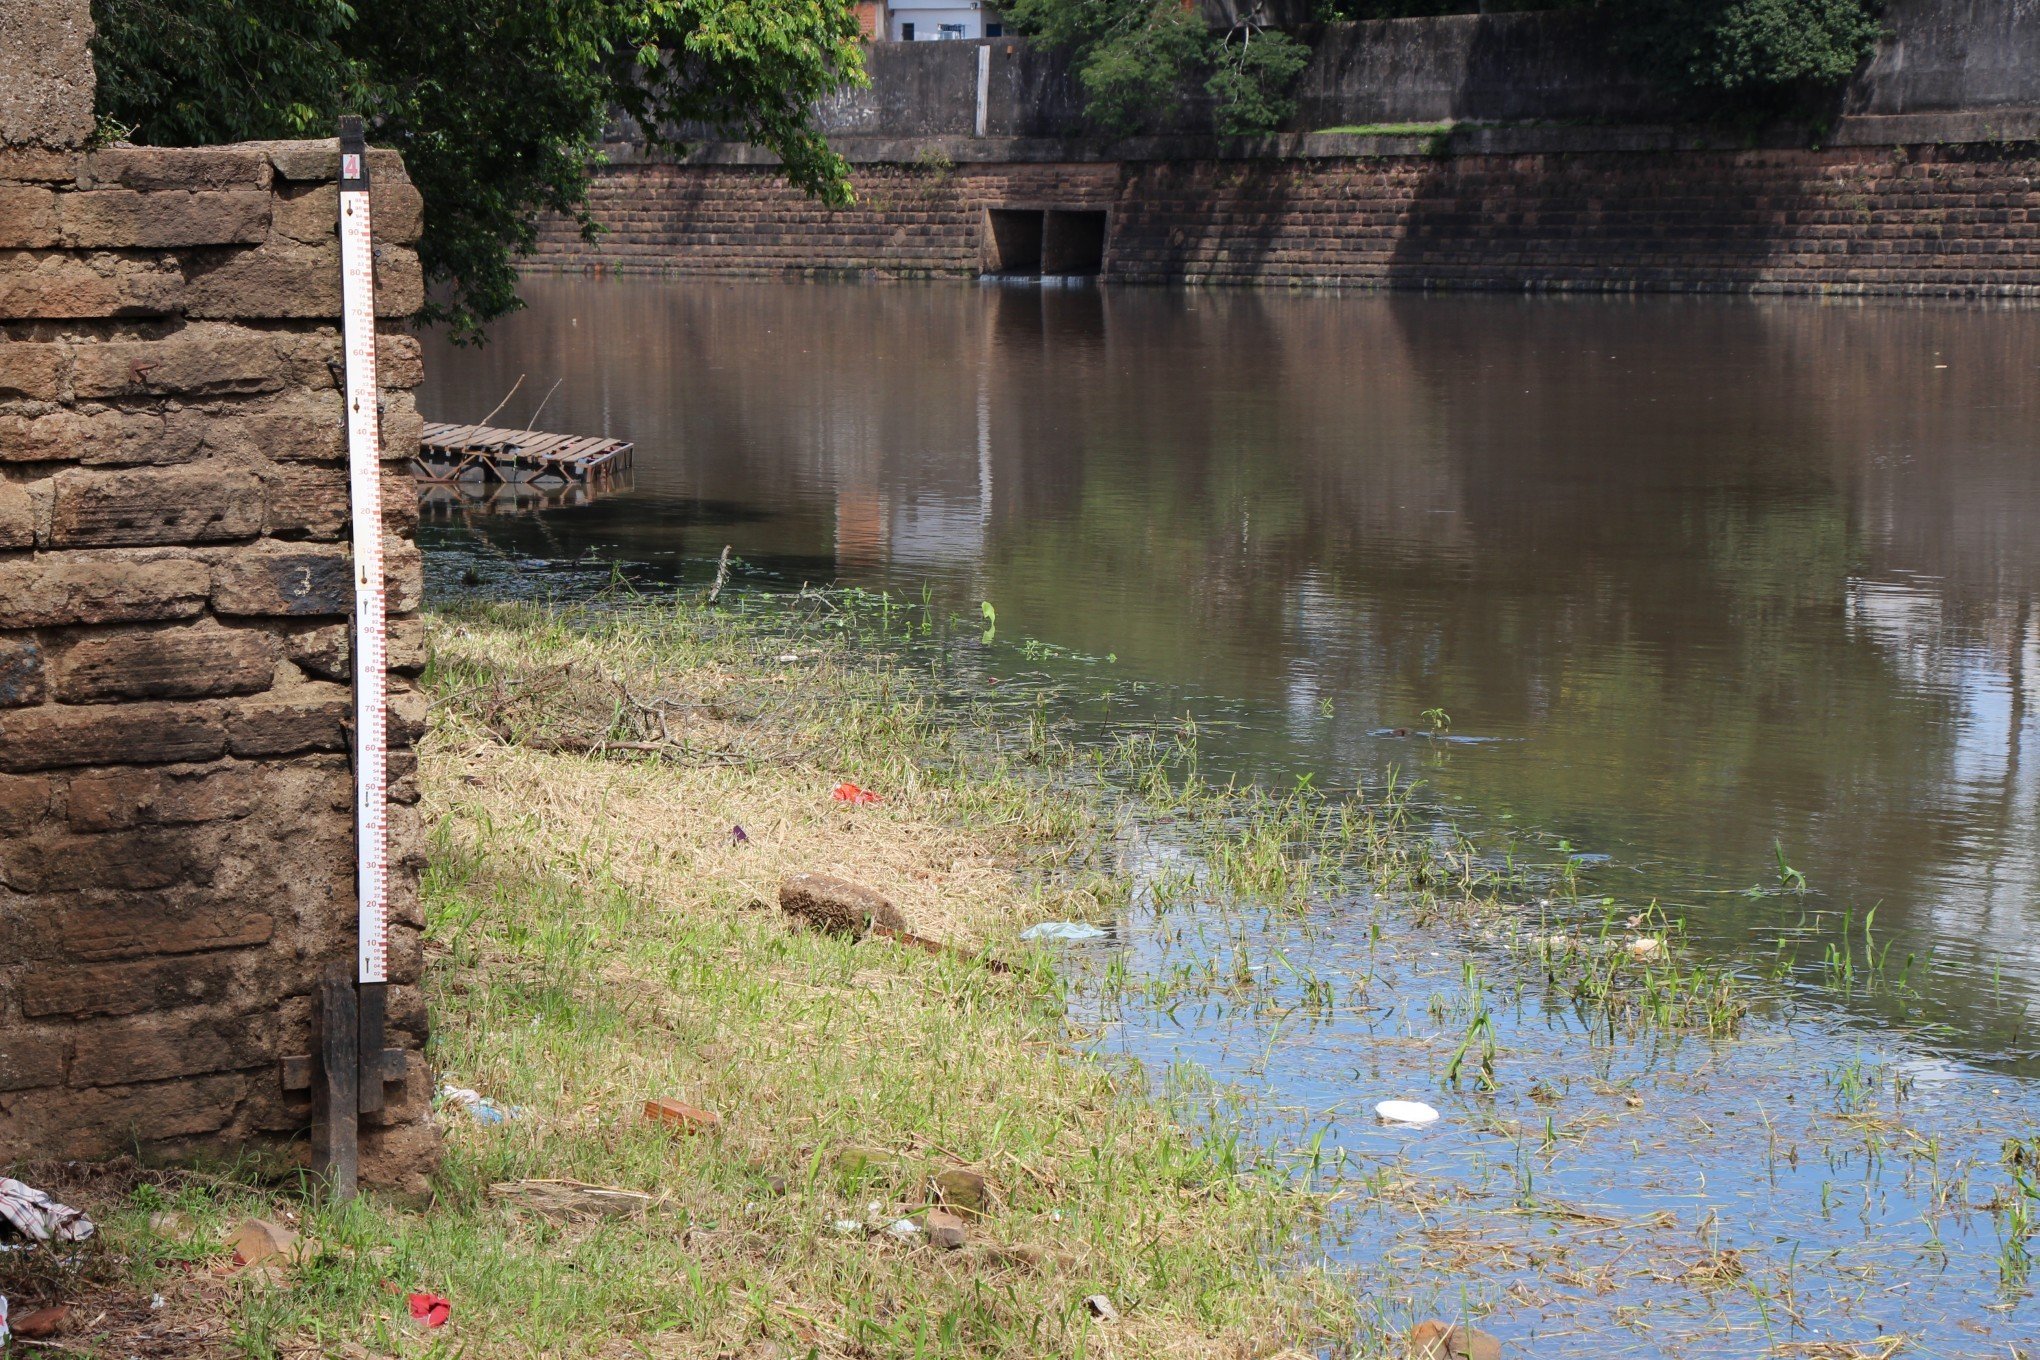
[530,141,2040,297]
[1,27,436,1191]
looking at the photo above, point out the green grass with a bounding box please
[1314,122,1456,137]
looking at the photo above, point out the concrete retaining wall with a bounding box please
[533,142,2040,297]
[0,9,436,1192]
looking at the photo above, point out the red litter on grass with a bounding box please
[831,782,882,805]
[407,1292,451,1328]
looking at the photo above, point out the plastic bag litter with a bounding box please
[407,1291,451,1328]
[2,1293,10,1346]
[0,1177,95,1245]
[1019,921,1108,942]
[1374,1099,1441,1126]
[438,1083,524,1125]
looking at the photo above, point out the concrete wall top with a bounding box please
[1849,0,2040,115]
[0,0,96,150]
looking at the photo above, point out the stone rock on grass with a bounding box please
[930,1167,988,1218]
[778,873,906,938]
[1408,1320,1502,1360]
[923,1208,967,1250]
[228,1217,301,1268]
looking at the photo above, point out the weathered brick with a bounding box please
[0,148,82,183]
[264,462,350,537]
[184,241,423,320]
[388,679,429,746]
[81,145,270,192]
[379,331,424,389]
[283,622,349,680]
[381,388,423,461]
[0,407,208,466]
[0,553,210,626]
[47,465,265,546]
[66,763,259,830]
[210,542,351,615]
[0,772,49,830]
[71,323,293,399]
[0,700,225,771]
[272,178,424,246]
[0,249,184,319]
[18,955,236,1018]
[0,1073,242,1161]
[52,622,278,702]
[58,189,271,248]
[69,1011,272,1087]
[0,826,205,892]
[223,691,349,757]
[0,636,44,705]
[57,895,274,962]
[61,765,156,830]
[0,476,32,547]
[0,339,66,399]
[156,762,260,822]
[0,184,58,247]
[230,391,346,462]
[0,1029,65,1092]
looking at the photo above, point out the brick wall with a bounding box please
[531,142,2040,295]
[0,140,437,1194]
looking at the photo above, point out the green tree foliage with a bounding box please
[91,0,863,339]
[1004,0,1310,136]
[1206,25,1314,136]
[1611,0,1883,111]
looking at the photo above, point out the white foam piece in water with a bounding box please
[1374,1099,1441,1126]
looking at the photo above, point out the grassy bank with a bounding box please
[33,594,1362,1358]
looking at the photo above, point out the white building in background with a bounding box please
[884,1,1006,41]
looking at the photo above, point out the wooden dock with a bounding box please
[415,421,633,485]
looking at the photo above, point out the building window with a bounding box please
[987,23,1004,36]
[938,23,965,38]
[901,21,914,39]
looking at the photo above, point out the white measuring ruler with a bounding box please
[339,117,390,988]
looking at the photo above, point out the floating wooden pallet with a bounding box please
[415,420,633,485]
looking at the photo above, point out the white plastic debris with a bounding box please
[151,1294,167,1311]
[438,1083,523,1125]
[1084,1294,1120,1322]
[831,1219,864,1235]
[885,1217,923,1239]
[1374,1100,1441,1127]
[1,1294,9,1346]
[1019,921,1108,943]
[1626,936,1667,961]
[0,1177,96,1245]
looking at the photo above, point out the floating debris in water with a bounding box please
[1374,1099,1441,1126]
[1021,921,1108,943]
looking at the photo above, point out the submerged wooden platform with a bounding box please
[415,421,633,485]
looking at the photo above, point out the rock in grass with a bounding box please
[779,873,906,938]
[228,1217,302,1268]
[924,1208,967,1250]
[1408,1320,1501,1360]
[930,1167,988,1218]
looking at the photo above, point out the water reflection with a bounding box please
[420,278,2040,1057]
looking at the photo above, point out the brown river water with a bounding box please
[423,277,2040,1354]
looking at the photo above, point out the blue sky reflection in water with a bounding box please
[421,278,2040,1354]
